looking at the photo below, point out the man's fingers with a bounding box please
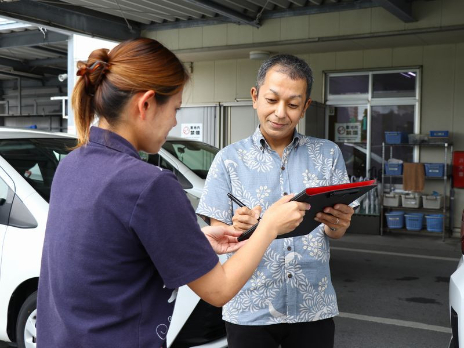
[295,201,311,211]
[236,206,254,216]
[276,194,295,204]
[330,204,354,214]
[232,220,254,231]
[224,228,243,237]
[252,205,262,220]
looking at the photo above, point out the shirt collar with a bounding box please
[252,125,301,152]
[88,126,140,159]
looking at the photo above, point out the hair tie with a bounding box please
[76,61,110,96]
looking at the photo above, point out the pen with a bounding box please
[227,193,261,221]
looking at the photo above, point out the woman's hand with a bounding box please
[314,203,355,239]
[202,225,246,254]
[259,195,310,238]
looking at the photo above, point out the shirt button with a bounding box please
[283,192,288,195]
[281,166,285,170]
[287,246,292,251]
[260,146,263,150]
[288,274,293,278]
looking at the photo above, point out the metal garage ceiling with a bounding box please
[0,0,415,43]
[0,0,419,83]
[0,18,67,82]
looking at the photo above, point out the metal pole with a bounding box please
[17,77,21,115]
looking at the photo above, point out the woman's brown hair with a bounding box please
[71,38,189,147]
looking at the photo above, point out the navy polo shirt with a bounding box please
[37,127,218,348]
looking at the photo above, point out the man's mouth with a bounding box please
[270,121,286,127]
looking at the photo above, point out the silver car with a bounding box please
[0,127,225,348]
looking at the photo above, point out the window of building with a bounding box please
[325,69,420,214]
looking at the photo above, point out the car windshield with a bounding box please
[0,137,76,202]
[161,140,219,179]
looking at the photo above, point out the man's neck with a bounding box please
[264,135,293,158]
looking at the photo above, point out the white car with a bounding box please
[0,127,226,348]
[449,209,464,348]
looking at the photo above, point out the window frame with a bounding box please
[325,67,422,176]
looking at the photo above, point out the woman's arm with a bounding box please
[188,195,309,307]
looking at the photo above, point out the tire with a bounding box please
[16,291,37,348]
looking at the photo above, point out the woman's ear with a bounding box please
[137,90,156,120]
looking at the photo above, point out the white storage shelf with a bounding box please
[380,142,453,241]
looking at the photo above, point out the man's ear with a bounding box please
[251,87,258,109]
[302,97,312,115]
[137,90,156,120]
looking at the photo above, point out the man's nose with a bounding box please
[274,102,286,118]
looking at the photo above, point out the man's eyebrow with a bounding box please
[268,88,303,99]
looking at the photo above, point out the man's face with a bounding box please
[251,66,311,145]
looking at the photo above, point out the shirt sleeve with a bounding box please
[129,171,219,289]
[196,150,234,225]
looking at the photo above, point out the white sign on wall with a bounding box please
[181,123,203,141]
[334,122,362,142]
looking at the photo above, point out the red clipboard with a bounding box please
[237,180,377,241]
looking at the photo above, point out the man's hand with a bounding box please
[231,205,262,231]
[314,203,355,239]
[202,225,246,254]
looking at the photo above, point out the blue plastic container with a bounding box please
[429,130,449,137]
[385,131,408,144]
[424,163,445,177]
[385,211,405,229]
[385,163,403,175]
[404,213,424,231]
[425,214,444,232]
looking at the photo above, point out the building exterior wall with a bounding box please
[143,0,464,233]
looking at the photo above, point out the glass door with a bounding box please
[326,105,369,179]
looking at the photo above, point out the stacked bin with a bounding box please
[385,211,405,229]
[404,213,424,231]
[425,214,444,232]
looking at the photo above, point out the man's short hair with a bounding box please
[255,54,313,102]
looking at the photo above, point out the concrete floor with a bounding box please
[0,230,460,348]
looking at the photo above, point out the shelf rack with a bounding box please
[380,142,453,241]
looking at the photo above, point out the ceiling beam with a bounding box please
[181,0,260,27]
[372,0,415,23]
[288,0,309,6]
[0,57,66,78]
[0,0,140,42]
[145,17,235,31]
[0,30,68,49]
[30,45,67,56]
[261,0,377,19]
[28,58,67,68]
[0,57,28,72]
[0,70,44,81]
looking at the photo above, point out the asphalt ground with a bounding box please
[331,231,460,348]
[1,230,460,348]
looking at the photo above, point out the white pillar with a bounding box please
[67,34,119,135]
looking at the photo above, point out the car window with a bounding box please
[140,152,193,190]
[162,140,218,179]
[0,138,76,202]
[0,177,13,225]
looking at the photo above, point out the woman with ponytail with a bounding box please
[36,38,309,348]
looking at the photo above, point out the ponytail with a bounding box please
[71,39,189,148]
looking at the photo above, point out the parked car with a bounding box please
[0,127,226,348]
[449,209,464,348]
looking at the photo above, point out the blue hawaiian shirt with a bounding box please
[196,126,351,325]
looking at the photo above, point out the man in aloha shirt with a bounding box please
[197,54,356,348]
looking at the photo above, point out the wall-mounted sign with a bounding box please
[334,122,361,142]
[181,123,202,141]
